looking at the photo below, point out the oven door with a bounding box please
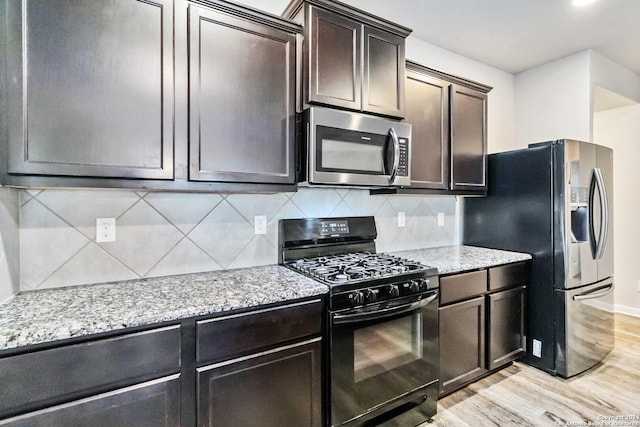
[329,291,439,427]
[306,107,411,187]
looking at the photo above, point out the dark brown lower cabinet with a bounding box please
[195,299,323,427]
[0,375,181,427]
[487,286,526,370]
[0,325,182,425]
[439,296,486,395]
[0,298,324,427]
[438,262,528,397]
[197,339,322,427]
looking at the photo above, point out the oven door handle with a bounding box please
[333,293,438,325]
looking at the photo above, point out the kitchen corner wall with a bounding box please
[19,188,460,291]
[0,188,20,303]
[594,103,640,317]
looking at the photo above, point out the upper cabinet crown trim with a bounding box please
[283,0,412,37]
[192,0,303,32]
[406,60,493,94]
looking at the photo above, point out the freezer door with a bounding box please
[554,279,614,378]
[556,140,598,289]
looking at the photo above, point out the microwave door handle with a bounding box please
[388,127,400,184]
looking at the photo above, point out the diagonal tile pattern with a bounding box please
[19,188,461,290]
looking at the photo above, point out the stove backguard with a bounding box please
[279,216,378,264]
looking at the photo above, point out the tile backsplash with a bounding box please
[19,188,460,291]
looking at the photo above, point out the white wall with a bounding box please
[594,104,640,316]
[591,51,640,104]
[515,49,640,148]
[514,50,592,147]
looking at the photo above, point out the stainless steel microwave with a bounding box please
[300,107,411,187]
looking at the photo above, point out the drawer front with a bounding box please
[0,325,181,418]
[440,270,487,305]
[196,299,323,364]
[488,262,528,291]
[0,375,181,427]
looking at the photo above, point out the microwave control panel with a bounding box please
[398,138,409,176]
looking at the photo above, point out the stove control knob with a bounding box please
[409,280,420,293]
[351,291,364,305]
[363,289,377,303]
[388,284,400,297]
[418,278,429,291]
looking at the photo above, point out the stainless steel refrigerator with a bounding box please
[464,139,614,377]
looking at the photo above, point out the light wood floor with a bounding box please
[423,314,640,426]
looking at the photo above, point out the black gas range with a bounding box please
[279,216,440,427]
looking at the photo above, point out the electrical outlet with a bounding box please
[532,339,542,358]
[437,212,445,227]
[254,215,267,235]
[397,211,406,227]
[96,218,116,243]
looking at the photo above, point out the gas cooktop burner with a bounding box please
[288,252,430,285]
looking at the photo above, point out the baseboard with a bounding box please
[614,305,640,318]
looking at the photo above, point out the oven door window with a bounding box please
[353,314,422,382]
[316,126,391,175]
[330,298,438,426]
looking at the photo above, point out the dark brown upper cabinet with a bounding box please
[284,0,410,119]
[1,0,300,192]
[187,4,298,185]
[3,0,175,181]
[404,66,451,190]
[451,83,489,193]
[375,60,491,195]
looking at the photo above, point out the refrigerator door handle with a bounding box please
[572,283,614,301]
[589,168,609,259]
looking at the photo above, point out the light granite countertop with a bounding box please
[393,245,532,275]
[0,245,531,354]
[0,265,328,353]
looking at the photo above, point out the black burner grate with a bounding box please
[287,252,429,285]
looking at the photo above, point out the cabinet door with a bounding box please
[450,84,487,192]
[0,375,181,427]
[439,296,486,395]
[404,70,450,189]
[487,286,526,370]
[188,5,297,184]
[307,6,361,111]
[198,339,322,427]
[6,0,174,180]
[362,26,405,118]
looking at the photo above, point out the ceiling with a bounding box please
[239,0,640,76]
